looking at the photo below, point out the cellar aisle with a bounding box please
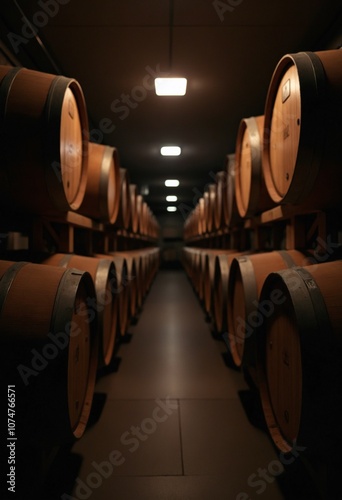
[69,268,284,500]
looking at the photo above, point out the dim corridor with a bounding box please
[69,268,286,500]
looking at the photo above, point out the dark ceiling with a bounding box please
[0,0,342,224]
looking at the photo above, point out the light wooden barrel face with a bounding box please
[238,125,252,213]
[68,286,91,432]
[266,309,302,447]
[261,51,342,208]
[269,64,301,200]
[0,67,88,213]
[258,260,342,454]
[60,87,83,206]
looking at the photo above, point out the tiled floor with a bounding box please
[68,269,287,499]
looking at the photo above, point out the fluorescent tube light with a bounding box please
[160,146,181,156]
[166,195,177,202]
[165,179,180,187]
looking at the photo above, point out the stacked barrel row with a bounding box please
[0,65,160,448]
[0,65,159,238]
[185,50,342,240]
[183,49,342,461]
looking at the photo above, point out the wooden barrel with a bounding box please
[114,168,131,229]
[78,143,120,223]
[43,253,116,368]
[108,254,129,337]
[132,252,144,309]
[257,260,342,456]
[197,249,208,303]
[130,184,139,233]
[198,197,206,235]
[135,194,146,235]
[138,247,157,296]
[0,66,88,214]
[206,184,216,234]
[203,249,237,316]
[227,250,316,367]
[224,154,242,228]
[183,247,201,292]
[109,251,138,319]
[212,251,245,333]
[0,261,97,443]
[263,50,342,210]
[214,171,228,230]
[140,201,149,236]
[235,115,273,218]
[182,247,199,285]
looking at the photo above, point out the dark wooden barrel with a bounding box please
[0,66,89,214]
[78,142,120,223]
[263,50,342,210]
[203,249,237,316]
[43,253,116,368]
[96,253,129,338]
[130,184,139,233]
[182,247,200,287]
[224,154,242,228]
[198,197,206,235]
[235,115,273,218]
[212,251,245,333]
[114,168,131,229]
[214,170,228,230]
[257,260,342,456]
[227,250,316,367]
[109,251,138,319]
[206,184,216,234]
[0,261,98,444]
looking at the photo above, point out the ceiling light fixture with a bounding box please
[165,179,180,187]
[160,146,181,156]
[166,195,177,202]
[155,78,187,96]
[167,206,177,212]
[154,0,187,96]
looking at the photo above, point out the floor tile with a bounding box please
[71,398,182,481]
[180,398,284,498]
